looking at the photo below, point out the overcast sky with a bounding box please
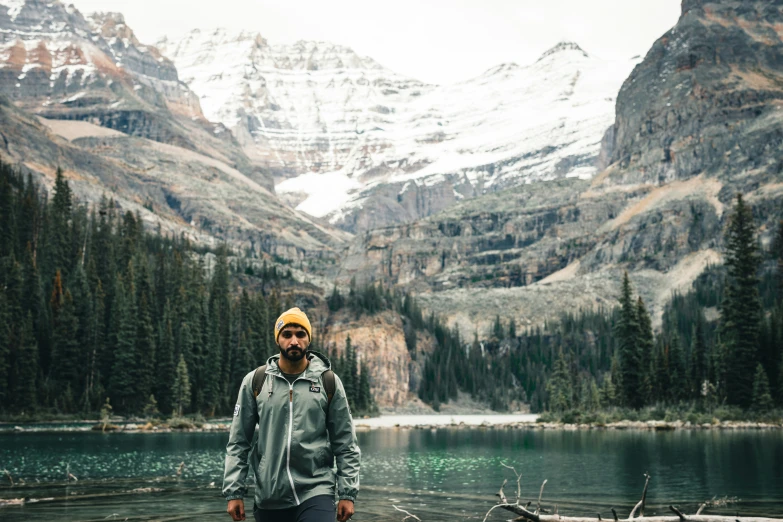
[69,0,682,85]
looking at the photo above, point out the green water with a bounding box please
[1,428,781,521]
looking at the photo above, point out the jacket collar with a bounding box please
[265,350,332,378]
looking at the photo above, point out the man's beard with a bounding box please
[281,346,306,362]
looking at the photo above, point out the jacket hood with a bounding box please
[266,350,332,377]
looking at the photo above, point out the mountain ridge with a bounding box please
[160,27,638,233]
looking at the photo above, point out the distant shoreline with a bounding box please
[2,414,782,433]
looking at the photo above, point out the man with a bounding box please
[223,307,361,522]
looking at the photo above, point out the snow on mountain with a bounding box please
[0,0,202,119]
[159,31,639,232]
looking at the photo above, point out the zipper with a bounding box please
[276,369,309,507]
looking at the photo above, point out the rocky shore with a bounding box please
[3,417,782,433]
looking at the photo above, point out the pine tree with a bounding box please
[142,394,160,419]
[615,272,643,408]
[751,363,774,412]
[49,168,73,280]
[636,297,654,405]
[777,352,783,407]
[134,292,157,410]
[357,362,374,414]
[155,304,176,414]
[774,220,783,306]
[721,194,762,408]
[109,277,137,413]
[492,315,505,341]
[0,290,10,410]
[343,336,357,407]
[327,285,344,312]
[209,247,232,412]
[690,319,708,400]
[172,354,191,417]
[579,375,601,412]
[87,278,106,411]
[0,171,17,258]
[668,333,687,403]
[12,313,38,413]
[546,348,572,412]
[51,284,81,412]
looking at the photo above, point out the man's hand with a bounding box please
[337,499,354,521]
[227,499,246,521]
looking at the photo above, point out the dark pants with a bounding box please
[253,495,336,522]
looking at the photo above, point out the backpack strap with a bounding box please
[252,365,267,398]
[323,369,336,406]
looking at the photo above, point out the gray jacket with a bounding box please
[222,351,361,509]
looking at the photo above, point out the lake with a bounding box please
[1,427,782,520]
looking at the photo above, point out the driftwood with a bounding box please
[478,469,783,522]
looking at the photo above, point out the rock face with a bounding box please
[319,310,435,408]
[0,0,277,192]
[606,0,783,194]
[0,1,347,261]
[159,29,638,232]
[0,95,347,260]
[341,0,783,336]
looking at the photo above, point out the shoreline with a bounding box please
[2,415,782,433]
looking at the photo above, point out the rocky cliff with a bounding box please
[340,0,783,337]
[0,1,350,261]
[0,94,348,260]
[0,0,278,191]
[319,310,437,409]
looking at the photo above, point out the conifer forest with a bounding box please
[0,161,781,419]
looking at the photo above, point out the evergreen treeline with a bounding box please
[537,195,783,414]
[0,164,294,417]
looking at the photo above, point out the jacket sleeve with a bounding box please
[327,373,361,502]
[223,371,258,501]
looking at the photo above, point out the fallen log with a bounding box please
[481,470,782,522]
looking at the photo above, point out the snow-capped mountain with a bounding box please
[0,0,202,119]
[160,30,640,232]
[157,29,636,230]
[0,1,345,260]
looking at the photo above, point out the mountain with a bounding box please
[0,0,347,260]
[341,0,783,337]
[159,30,638,232]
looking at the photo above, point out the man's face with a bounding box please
[277,325,310,362]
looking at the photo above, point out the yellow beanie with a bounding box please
[274,307,312,341]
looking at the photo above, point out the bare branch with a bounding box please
[537,479,548,515]
[629,474,651,519]
[697,504,707,516]
[392,505,421,521]
[612,508,619,521]
[497,479,509,504]
[669,506,686,521]
[483,503,508,522]
[630,501,644,520]
[641,473,650,517]
[501,463,524,503]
